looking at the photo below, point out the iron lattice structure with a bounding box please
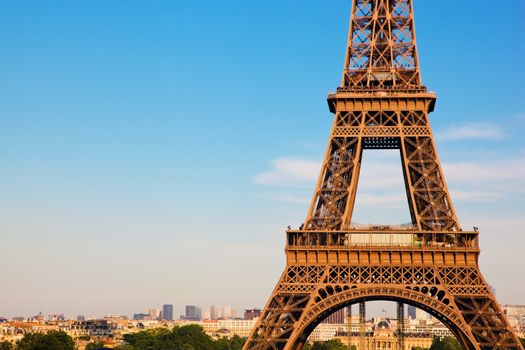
[243,1,523,350]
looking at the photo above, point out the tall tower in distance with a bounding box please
[162,304,173,321]
[185,305,202,321]
[243,1,524,350]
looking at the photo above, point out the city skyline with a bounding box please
[1,0,524,319]
[1,303,246,321]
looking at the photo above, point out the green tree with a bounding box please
[429,336,462,350]
[0,341,14,350]
[16,331,75,350]
[312,339,347,350]
[113,345,135,350]
[212,335,245,350]
[122,325,217,350]
[214,338,230,350]
[227,335,245,350]
[122,328,169,350]
[175,345,195,350]
[120,325,248,350]
[86,341,106,350]
[170,325,215,350]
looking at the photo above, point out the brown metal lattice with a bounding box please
[243,1,523,350]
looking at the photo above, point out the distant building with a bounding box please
[322,308,346,324]
[210,305,222,320]
[214,319,255,337]
[48,314,65,321]
[427,321,453,338]
[332,318,433,350]
[133,313,149,321]
[32,312,45,322]
[162,305,174,321]
[70,320,113,338]
[401,305,432,322]
[185,305,202,321]
[501,304,525,334]
[223,306,236,320]
[244,309,262,320]
[202,308,211,320]
[179,319,257,338]
[415,308,431,321]
[207,306,236,320]
[77,315,85,321]
[311,323,350,342]
[148,309,161,320]
[407,305,416,320]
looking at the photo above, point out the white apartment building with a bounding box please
[147,309,161,320]
[501,304,525,335]
[308,323,348,342]
[176,319,256,338]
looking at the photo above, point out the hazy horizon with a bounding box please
[1,0,524,319]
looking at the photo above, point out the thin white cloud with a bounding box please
[437,123,504,141]
[450,190,503,201]
[254,152,404,189]
[255,155,525,204]
[357,154,404,190]
[444,157,525,201]
[357,193,407,206]
[444,158,525,183]
[444,161,522,183]
[254,158,319,187]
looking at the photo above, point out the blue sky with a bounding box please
[0,0,524,319]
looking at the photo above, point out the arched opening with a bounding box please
[305,301,459,349]
[289,292,476,350]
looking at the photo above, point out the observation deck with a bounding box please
[285,229,480,266]
[327,86,437,114]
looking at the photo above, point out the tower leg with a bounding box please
[347,306,353,350]
[397,302,405,350]
[359,302,366,350]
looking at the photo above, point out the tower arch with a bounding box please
[288,286,476,350]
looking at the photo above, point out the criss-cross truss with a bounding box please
[243,1,523,350]
[343,0,421,91]
[306,106,459,232]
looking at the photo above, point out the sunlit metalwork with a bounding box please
[243,1,523,349]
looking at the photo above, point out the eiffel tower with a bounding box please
[243,1,524,350]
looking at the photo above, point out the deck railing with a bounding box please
[286,230,479,250]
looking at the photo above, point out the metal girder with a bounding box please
[342,0,421,91]
[245,266,521,350]
[243,0,523,349]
